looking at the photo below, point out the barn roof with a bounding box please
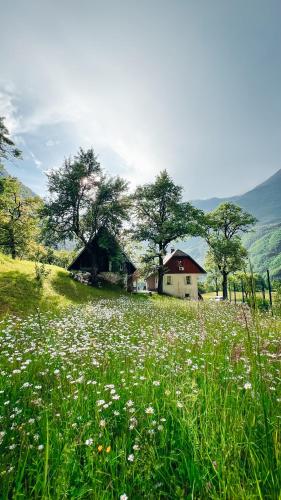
[164,249,206,273]
[147,249,206,277]
[67,231,136,273]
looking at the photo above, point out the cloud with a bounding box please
[0,0,280,198]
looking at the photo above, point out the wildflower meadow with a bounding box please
[0,296,280,498]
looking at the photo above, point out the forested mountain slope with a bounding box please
[183,168,281,278]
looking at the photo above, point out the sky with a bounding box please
[0,0,281,199]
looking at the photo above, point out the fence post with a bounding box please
[267,269,273,314]
[229,285,232,302]
[261,283,266,301]
[241,280,245,303]
[233,282,237,304]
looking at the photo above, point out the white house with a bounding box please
[146,249,206,299]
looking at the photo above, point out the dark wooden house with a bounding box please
[68,230,136,290]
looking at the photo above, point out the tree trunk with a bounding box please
[222,271,228,300]
[157,254,164,295]
[215,277,218,296]
[10,230,16,259]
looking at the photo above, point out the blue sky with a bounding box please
[0,0,280,198]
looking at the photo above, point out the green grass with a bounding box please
[0,254,280,498]
[203,289,276,302]
[0,294,280,498]
[0,252,124,317]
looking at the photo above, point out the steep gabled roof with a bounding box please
[67,229,136,273]
[163,249,189,264]
[147,249,206,278]
[164,249,206,274]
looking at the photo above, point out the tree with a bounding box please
[0,117,22,162]
[202,202,256,300]
[133,170,203,294]
[0,176,41,258]
[204,252,221,294]
[42,148,130,282]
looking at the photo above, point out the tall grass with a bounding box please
[0,297,280,498]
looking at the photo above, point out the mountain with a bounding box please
[192,168,281,224]
[183,168,281,278]
[0,164,36,198]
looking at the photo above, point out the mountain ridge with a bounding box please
[192,168,281,224]
[184,167,281,278]
[0,164,37,198]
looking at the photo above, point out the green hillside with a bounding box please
[243,223,281,278]
[0,253,124,317]
[184,168,281,278]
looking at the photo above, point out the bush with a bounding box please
[246,296,270,311]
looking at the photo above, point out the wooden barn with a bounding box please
[68,230,136,291]
[146,249,206,299]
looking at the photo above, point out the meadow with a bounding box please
[0,295,280,499]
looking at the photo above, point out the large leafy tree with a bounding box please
[133,170,203,294]
[202,202,256,299]
[204,252,221,295]
[0,176,41,258]
[0,117,22,162]
[42,148,130,281]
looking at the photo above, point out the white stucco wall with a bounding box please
[162,273,201,299]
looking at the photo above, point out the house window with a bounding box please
[166,275,172,285]
[119,263,124,272]
[108,261,112,272]
[178,260,184,271]
[186,276,191,285]
[185,293,190,299]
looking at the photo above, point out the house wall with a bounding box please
[146,275,157,291]
[163,273,200,299]
[99,272,125,285]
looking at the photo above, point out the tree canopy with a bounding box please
[202,202,257,299]
[133,170,203,293]
[0,117,22,162]
[0,176,41,259]
[42,148,130,281]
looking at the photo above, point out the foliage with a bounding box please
[203,202,256,299]
[26,243,74,268]
[274,280,281,313]
[133,170,203,293]
[0,176,41,258]
[0,297,280,498]
[244,223,281,279]
[42,148,130,281]
[34,260,51,288]
[0,117,22,162]
[204,252,221,293]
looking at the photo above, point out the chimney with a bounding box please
[170,247,175,253]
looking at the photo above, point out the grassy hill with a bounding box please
[0,253,124,317]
